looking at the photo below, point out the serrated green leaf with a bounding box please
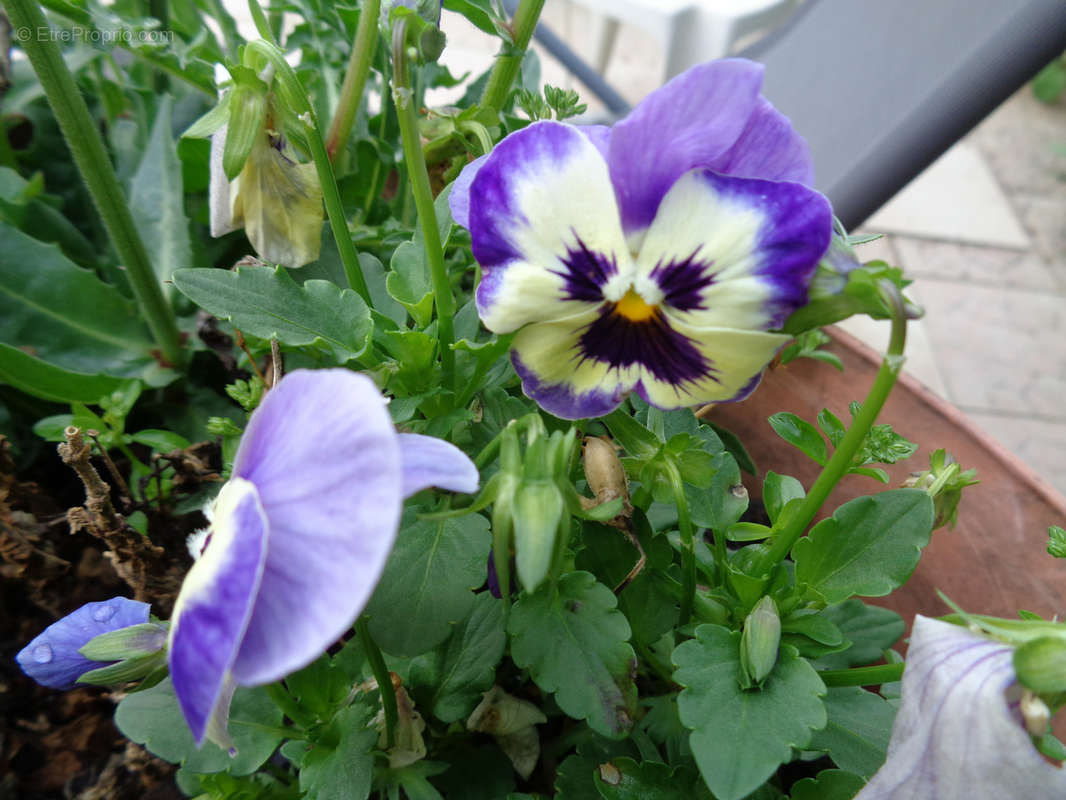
[0,222,166,382]
[808,687,894,779]
[300,702,377,800]
[792,489,934,604]
[366,514,491,657]
[130,96,192,289]
[0,342,127,403]
[386,241,435,326]
[815,601,904,669]
[672,625,826,800]
[687,451,747,531]
[763,471,805,527]
[555,754,604,800]
[509,571,637,738]
[172,266,372,362]
[768,413,828,466]
[789,769,866,800]
[114,678,283,775]
[423,592,507,722]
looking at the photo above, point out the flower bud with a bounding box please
[17,598,152,690]
[740,596,781,688]
[903,449,978,530]
[221,66,269,181]
[1013,636,1066,695]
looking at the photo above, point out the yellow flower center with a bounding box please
[614,289,657,322]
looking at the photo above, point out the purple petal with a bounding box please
[397,433,479,497]
[711,96,814,187]
[16,598,150,690]
[636,169,832,330]
[855,616,1066,800]
[448,153,488,230]
[468,121,631,333]
[230,369,403,686]
[169,478,268,746]
[579,124,611,160]
[606,59,764,237]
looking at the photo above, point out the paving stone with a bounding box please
[891,236,1061,291]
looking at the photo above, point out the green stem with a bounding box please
[819,662,904,687]
[245,40,372,306]
[758,283,909,573]
[480,0,546,111]
[265,682,316,729]
[325,0,380,161]
[391,21,455,390]
[356,617,397,748]
[667,461,697,626]
[5,0,184,366]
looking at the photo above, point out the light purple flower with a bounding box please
[449,59,832,419]
[16,598,152,690]
[168,369,478,748]
[856,615,1066,799]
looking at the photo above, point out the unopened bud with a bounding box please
[740,596,781,688]
[1013,636,1066,695]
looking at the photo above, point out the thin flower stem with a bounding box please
[480,0,546,111]
[391,21,456,391]
[245,40,373,306]
[264,682,316,729]
[667,461,697,627]
[5,0,184,367]
[757,283,910,574]
[325,0,380,161]
[819,662,904,687]
[356,616,397,748]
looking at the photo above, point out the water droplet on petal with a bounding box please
[92,604,116,622]
[33,644,53,663]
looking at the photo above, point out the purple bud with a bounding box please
[17,598,152,690]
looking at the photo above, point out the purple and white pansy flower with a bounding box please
[450,58,833,420]
[856,615,1066,799]
[168,369,478,748]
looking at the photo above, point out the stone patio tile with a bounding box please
[961,411,1066,498]
[891,236,1061,292]
[1014,194,1066,268]
[865,142,1030,249]
[969,88,1066,199]
[914,279,1066,420]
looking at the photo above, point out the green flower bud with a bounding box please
[903,449,978,530]
[79,622,168,662]
[513,479,565,592]
[1013,636,1066,695]
[740,596,781,689]
[222,66,269,180]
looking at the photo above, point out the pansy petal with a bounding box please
[230,369,403,686]
[635,169,831,330]
[511,311,634,419]
[856,616,1066,800]
[169,478,268,746]
[636,321,789,410]
[606,59,764,237]
[16,598,150,690]
[448,153,488,230]
[468,121,633,333]
[712,96,814,187]
[397,433,479,497]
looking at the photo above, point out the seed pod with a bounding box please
[583,436,628,504]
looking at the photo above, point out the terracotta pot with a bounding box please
[707,326,1066,625]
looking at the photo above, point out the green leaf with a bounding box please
[1033,60,1066,103]
[421,592,507,723]
[814,600,904,670]
[593,757,685,799]
[789,769,866,800]
[768,413,828,466]
[555,754,603,800]
[509,571,638,738]
[687,451,747,531]
[672,625,826,800]
[792,489,934,604]
[365,514,492,657]
[114,678,283,775]
[808,687,894,779]
[604,408,662,459]
[386,240,435,327]
[130,96,192,289]
[704,421,756,475]
[763,471,805,527]
[172,266,372,363]
[0,342,126,403]
[129,428,191,452]
[0,222,165,381]
[300,702,377,800]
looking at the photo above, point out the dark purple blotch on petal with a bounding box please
[512,352,627,420]
[650,246,713,311]
[578,306,714,388]
[552,233,617,302]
